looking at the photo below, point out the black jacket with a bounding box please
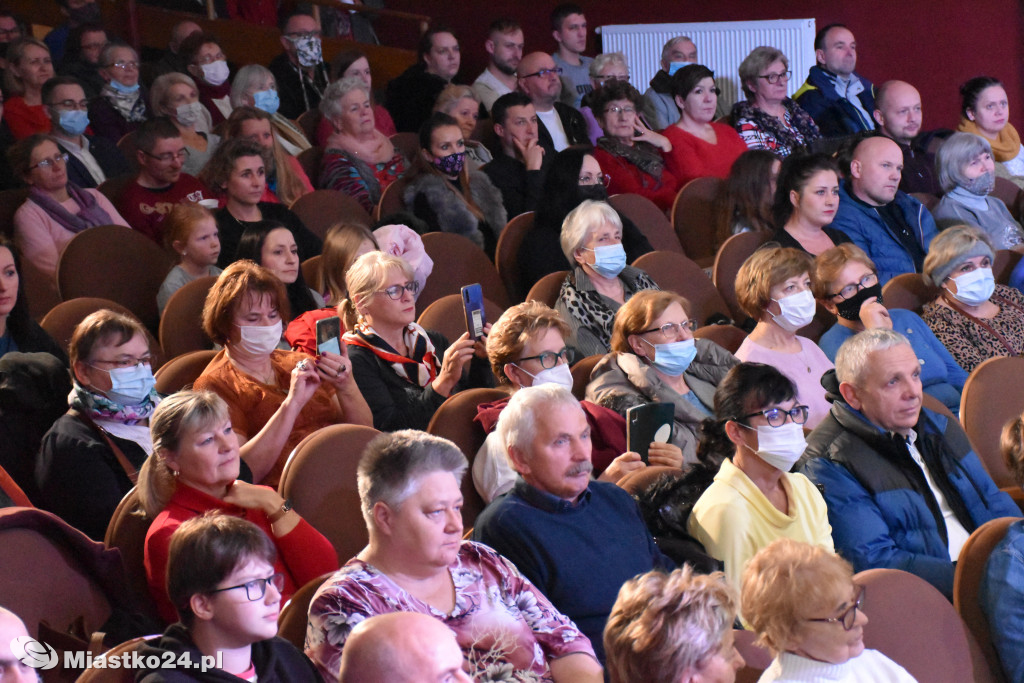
[384,62,449,134]
[481,151,550,220]
[268,53,329,121]
[57,134,131,189]
[537,102,590,153]
[215,203,322,269]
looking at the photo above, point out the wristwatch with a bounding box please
[267,498,293,524]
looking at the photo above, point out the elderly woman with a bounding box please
[742,539,916,681]
[815,243,968,414]
[732,47,820,158]
[688,364,834,598]
[933,131,1024,248]
[320,77,407,215]
[0,235,65,361]
[662,64,748,187]
[236,222,324,323]
[2,37,55,138]
[434,84,491,169]
[139,390,338,625]
[88,41,148,144]
[341,251,492,431]
[957,76,1024,187]
[734,246,834,428]
[579,52,638,145]
[223,106,313,206]
[180,32,232,125]
[921,224,1024,373]
[150,72,220,176]
[587,290,738,465]
[329,49,397,138]
[604,567,744,683]
[715,149,781,241]
[36,310,159,539]
[556,199,660,358]
[305,429,603,682]
[772,153,852,255]
[194,260,372,487]
[591,79,679,210]
[229,64,311,155]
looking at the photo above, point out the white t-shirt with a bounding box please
[905,430,971,561]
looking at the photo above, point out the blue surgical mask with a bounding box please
[58,109,90,136]
[108,79,140,94]
[584,243,627,279]
[253,89,280,116]
[642,338,697,376]
[92,363,157,406]
[668,61,693,76]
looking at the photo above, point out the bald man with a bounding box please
[832,135,938,284]
[0,607,41,682]
[874,80,942,195]
[517,51,588,153]
[338,613,471,683]
[153,20,201,78]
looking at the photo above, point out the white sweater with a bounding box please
[758,650,918,682]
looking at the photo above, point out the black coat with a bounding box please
[57,134,131,189]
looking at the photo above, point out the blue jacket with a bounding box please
[831,182,938,285]
[801,385,1019,599]
[794,65,875,137]
[980,520,1024,681]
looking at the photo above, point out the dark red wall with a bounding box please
[384,0,1023,130]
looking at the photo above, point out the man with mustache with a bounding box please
[473,384,673,664]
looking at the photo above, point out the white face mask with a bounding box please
[175,101,204,127]
[742,421,807,471]
[945,266,995,307]
[770,289,816,333]
[233,321,283,356]
[200,59,230,86]
[90,363,156,406]
[513,361,574,390]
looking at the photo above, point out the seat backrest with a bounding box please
[158,275,217,359]
[289,189,372,242]
[954,516,1019,683]
[373,174,412,222]
[880,272,940,315]
[632,250,732,326]
[40,297,164,370]
[672,176,724,265]
[608,193,684,254]
[57,225,176,334]
[712,230,771,322]
[425,387,509,529]
[693,323,748,355]
[96,175,135,207]
[116,132,139,173]
[0,187,30,239]
[276,571,333,650]
[960,356,1024,488]
[615,466,682,495]
[417,294,504,348]
[153,349,217,394]
[570,354,604,401]
[295,146,325,190]
[494,211,535,303]
[417,232,510,314]
[993,249,1023,285]
[909,192,940,212]
[103,488,160,624]
[295,108,322,144]
[525,270,568,308]
[854,567,977,683]
[992,176,1021,214]
[302,255,323,293]
[278,424,381,565]
[75,636,149,683]
[389,132,420,164]
[733,628,774,683]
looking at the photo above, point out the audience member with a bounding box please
[329,49,396,137]
[139,391,338,624]
[802,328,1018,598]
[307,429,602,681]
[814,243,967,414]
[386,25,462,133]
[473,384,674,662]
[604,567,744,683]
[579,52,635,145]
[57,23,106,98]
[472,18,523,112]
[223,106,313,206]
[481,91,548,219]
[830,135,937,284]
[0,12,27,77]
[43,76,129,188]
[157,202,222,315]
[0,235,65,362]
[742,539,917,682]
[268,11,329,120]
[434,84,492,169]
[794,24,875,137]
[517,51,589,153]
[152,20,201,79]
[43,0,99,64]
[3,38,56,139]
[643,35,699,131]
[229,64,312,156]
[732,46,820,158]
[549,3,593,109]
[136,513,324,681]
[714,149,780,241]
[88,42,148,144]
[587,289,737,463]
[920,224,1024,372]
[957,76,1024,188]
[179,32,232,126]
[873,80,941,195]
[194,260,372,486]
[36,310,158,540]
[0,606,41,682]
[338,613,471,683]
[771,153,852,255]
[236,222,324,323]
[149,72,221,176]
[689,363,833,597]
[0,92,18,192]
[933,131,1024,246]
[117,117,210,245]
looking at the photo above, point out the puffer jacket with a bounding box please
[585,339,738,465]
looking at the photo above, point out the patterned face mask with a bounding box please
[431,151,465,176]
[291,35,323,68]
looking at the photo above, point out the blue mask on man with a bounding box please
[59,109,90,136]
[667,61,693,76]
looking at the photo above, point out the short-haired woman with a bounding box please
[433,84,491,169]
[89,41,148,144]
[229,63,311,155]
[150,72,220,176]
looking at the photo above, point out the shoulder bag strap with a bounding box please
[68,408,139,484]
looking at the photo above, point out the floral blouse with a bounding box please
[305,542,595,681]
[921,284,1024,373]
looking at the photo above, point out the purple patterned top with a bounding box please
[305,541,595,681]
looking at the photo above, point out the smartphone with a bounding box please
[462,283,485,340]
[316,316,342,356]
[626,403,675,465]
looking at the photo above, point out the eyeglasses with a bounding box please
[808,585,866,631]
[605,105,636,116]
[578,172,610,186]
[377,281,419,300]
[639,320,698,337]
[758,70,791,84]
[106,60,139,70]
[521,67,562,79]
[830,272,879,301]
[740,405,809,428]
[143,148,190,163]
[0,27,23,39]
[29,153,70,170]
[595,74,629,83]
[209,573,284,602]
[517,347,570,369]
[285,31,322,41]
[48,98,90,110]
[193,51,227,66]
[89,356,152,370]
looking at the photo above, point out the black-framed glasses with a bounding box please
[143,148,190,163]
[758,70,791,84]
[377,281,419,300]
[209,573,284,602]
[639,320,698,337]
[29,153,70,170]
[517,347,569,369]
[48,98,90,110]
[521,67,562,79]
[107,60,139,70]
[605,105,636,115]
[830,273,879,301]
[807,585,865,630]
[578,172,611,186]
[740,405,809,428]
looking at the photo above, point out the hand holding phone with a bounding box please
[462,284,485,340]
[316,316,342,356]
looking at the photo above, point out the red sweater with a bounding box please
[661,122,749,188]
[3,97,51,139]
[592,145,680,211]
[117,175,210,245]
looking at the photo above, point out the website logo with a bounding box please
[10,635,58,670]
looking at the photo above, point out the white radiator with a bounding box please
[599,19,817,114]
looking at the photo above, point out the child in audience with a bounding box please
[157,203,223,316]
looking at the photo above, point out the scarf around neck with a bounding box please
[29,183,113,234]
[68,380,159,425]
[101,83,148,122]
[344,322,439,387]
[959,118,1022,162]
[596,136,664,180]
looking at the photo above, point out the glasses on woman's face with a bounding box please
[639,319,698,338]
[377,281,419,300]
[107,60,139,71]
[605,105,635,116]
[830,272,879,301]
[758,70,791,84]
[807,585,866,631]
[29,153,70,170]
[740,404,809,428]
[209,572,284,602]
[89,355,152,370]
[517,347,570,369]
[579,172,611,186]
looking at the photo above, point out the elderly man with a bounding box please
[802,329,1018,599]
[518,51,588,153]
[44,76,128,188]
[831,135,938,284]
[642,36,698,131]
[550,3,593,109]
[473,384,673,663]
[873,80,942,195]
[339,613,471,683]
[473,18,524,113]
[795,24,875,137]
[386,26,463,133]
[268,11,330,120]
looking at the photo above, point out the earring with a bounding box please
[171,469,179,478]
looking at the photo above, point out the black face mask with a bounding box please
[834,283,883,321]
[577,184,608,202]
